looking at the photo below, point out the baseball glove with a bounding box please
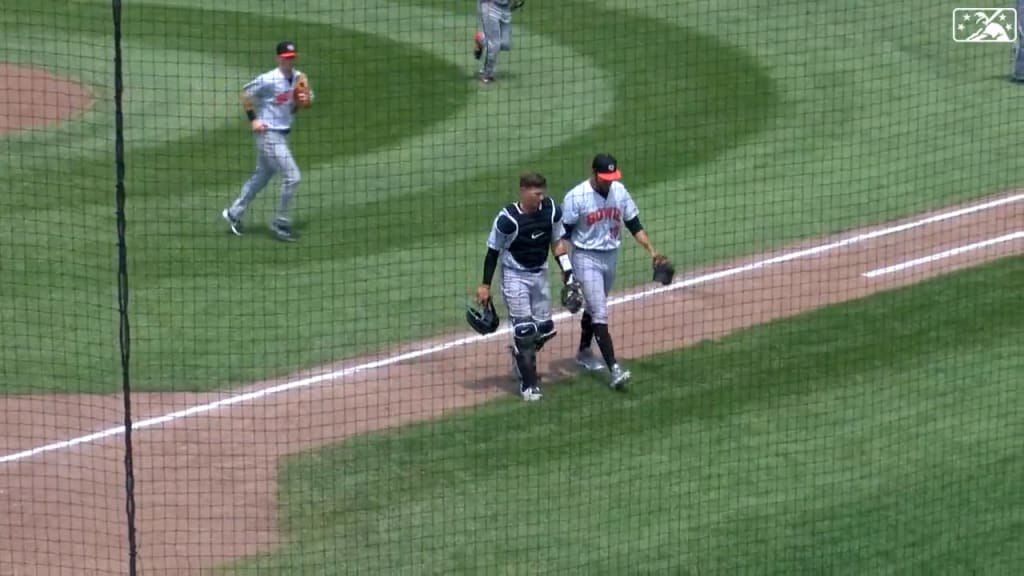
[652,254,675,285]
[511,0,525,11]
[561,278,584,314]
[293,72,312,110]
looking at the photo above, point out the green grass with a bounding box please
[2,0,1024,393]
[225,257,1024,574]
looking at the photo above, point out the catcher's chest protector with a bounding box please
[503,199,557,270]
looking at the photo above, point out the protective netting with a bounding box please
[1,0,1022,574]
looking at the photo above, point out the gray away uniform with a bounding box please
[226,67,312,227]
[478,0,512,79]
[484,197,564,396]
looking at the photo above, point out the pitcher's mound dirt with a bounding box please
[0,63,93,135]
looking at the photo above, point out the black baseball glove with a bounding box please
[511,0,525,11]
[561,277,584,314]
[652,254,675,285]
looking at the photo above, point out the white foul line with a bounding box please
[863,231,1024,278]
[2,193,1022,466]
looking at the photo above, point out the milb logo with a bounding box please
[952,8,1017,42]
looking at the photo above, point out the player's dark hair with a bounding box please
[519,172,547,189]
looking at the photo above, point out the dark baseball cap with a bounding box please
[276,41,297,58]
[592,153,621,181]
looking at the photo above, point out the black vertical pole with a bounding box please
[111,0,139,573]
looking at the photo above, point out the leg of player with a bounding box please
[576,311,600,368]
[529,271,556,352]
[596,250,630,390]
[266,131,301,242]
[501,268,543,401]
[223,133,276,236]
[571,250,606,371]
[478,2,503,82]
[499,10,512,52]
[573,250,630,389]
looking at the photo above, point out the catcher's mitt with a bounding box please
[561,279,584,314]
[293,72,312,109]
[511,0,525,11]
[652,255,675,285]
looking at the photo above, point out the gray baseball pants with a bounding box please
[479,0,512,78]
[570,249,619,325]
[227,130,301,225]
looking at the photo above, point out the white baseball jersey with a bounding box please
[242,67,311,131]
[561,179,639,251]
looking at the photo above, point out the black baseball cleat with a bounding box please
[271,222,297,242]
[479,74,494,84]
[473,31,483,60]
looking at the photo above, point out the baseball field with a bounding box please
[1,0,1023,573]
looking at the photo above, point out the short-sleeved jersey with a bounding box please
[486,197,565,272]
[561,179,639,251]
[242,67,312,131]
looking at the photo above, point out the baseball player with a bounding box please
[561,154,665,390]
[221,40,313,242]
[473,0,522,83]
[476,172,576,401]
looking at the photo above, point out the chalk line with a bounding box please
[863,231,1024,278]
[2,192,1022,466]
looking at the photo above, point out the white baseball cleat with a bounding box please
[610,364,631,390]
[520,385,543,401]
[575,348,605,371]
[221,209,242,236]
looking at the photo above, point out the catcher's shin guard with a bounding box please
[535,319,556,351]
[511,319,540,388]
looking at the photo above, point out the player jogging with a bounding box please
[222,40,313,242]
[475,172,576,401]
[561,154,666,390]
[474,0,523,83]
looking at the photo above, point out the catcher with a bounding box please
[468,172,582,402]
[473,0,524,83]
[221,40,314,242]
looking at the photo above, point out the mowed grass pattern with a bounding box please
[229,258,1024,574]
[4,0,1023,393]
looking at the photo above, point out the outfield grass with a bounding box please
[2,0,1023,393]
[225,257,1024,574]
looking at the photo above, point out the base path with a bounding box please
[0,64,93,135]
[0,192,1021,574]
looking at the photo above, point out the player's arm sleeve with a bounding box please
[619,185,644,235]
[561,195,580,226]
[560,195,579,239]
[482,248,500,286]
[550,202,566,244]
[620,185,640,222]
[482,213,515,285]
[240,75,267,118]
[624,215,643,235]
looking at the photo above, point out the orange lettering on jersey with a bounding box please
[584,207,621,226]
